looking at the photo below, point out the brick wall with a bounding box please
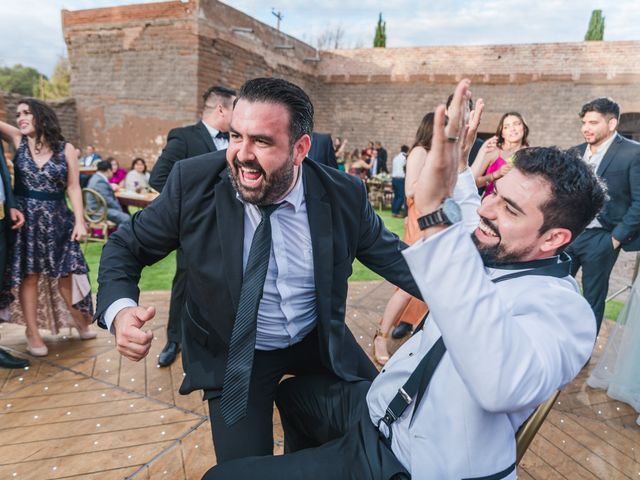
[61,0,640,165]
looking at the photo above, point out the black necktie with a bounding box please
[216,131,229,141]
[220,203,280,426]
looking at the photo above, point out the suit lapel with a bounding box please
[215,171,244,311]
[597,133,622,176]
[303,163,333,335]
[196,121,217,153]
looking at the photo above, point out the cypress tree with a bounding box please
[373,13,386,48]
[585,10,605,41]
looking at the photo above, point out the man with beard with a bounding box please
[565,97,640,332]
[95,77,421,463]
[204,79,603,480]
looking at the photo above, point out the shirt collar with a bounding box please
[586,131,617,157]
[202,121,220,139]
[234,164,305,213]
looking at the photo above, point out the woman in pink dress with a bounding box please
[472,112,530,196]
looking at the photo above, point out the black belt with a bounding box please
[14,182,65,201]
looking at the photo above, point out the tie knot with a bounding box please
[216,131,229,140]
[259,203,281,218]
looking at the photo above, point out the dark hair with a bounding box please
[203,85,237,108]
[411,112,435,152]
[495,112,529,149]
[96,160,113,172]
[514,147,606,244]
[237,78,314,146]
[579,97,620,121]
[446,93,474,111]
[400,145,409,154]
[131,157,147,173]
[17,98,65,154]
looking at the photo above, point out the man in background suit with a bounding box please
[307,132,338,168]
[566,97,640,332]
[96,77,420,463]
[79,145,101,167]
[87,160,130,226]
[374,141,388,174]
[0,143,28,369]
[149,85,236,368]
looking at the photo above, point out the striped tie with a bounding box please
[220,203,280,426]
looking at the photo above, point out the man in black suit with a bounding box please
[374,141,388,174]
[96,77,419,463]
[0,143,28,369]
[307,132,338,168]
[566,97,640,332]
[149,85,236,367]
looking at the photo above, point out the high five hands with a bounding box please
[413,79,475,231]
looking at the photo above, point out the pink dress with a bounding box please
[483,155,507,197]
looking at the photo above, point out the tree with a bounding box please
[585,10,605,41]
[0,64,43,96]
[36,57,71,100]
[316,24,346,50]
[373,13,386,48]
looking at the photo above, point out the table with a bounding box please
[115,190,159,209]
[79,166,97,175]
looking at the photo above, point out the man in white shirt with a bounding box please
[204,80,604,480]
[390,145,408,218]
[565,97,640,332]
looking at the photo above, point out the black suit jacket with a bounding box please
[377,147,388,174]
[149,121,218,192]
[575,133,640,251]
[0,144,17,236]
[308,132,338,169]
[96,152,420,396]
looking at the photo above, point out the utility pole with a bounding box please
[271,8,283,31]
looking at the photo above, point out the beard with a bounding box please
[471,217,536,265]
[228,151,296,206]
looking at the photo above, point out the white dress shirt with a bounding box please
[366,170,596,479]
[203,121,230,151]
[391,152,406,178]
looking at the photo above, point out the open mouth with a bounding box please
[476,218,500,239]
[235,159,265,189]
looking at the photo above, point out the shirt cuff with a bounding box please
[104,298,138,334]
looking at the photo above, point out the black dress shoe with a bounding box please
[0,349,30,369]
[158,341,180,367]
[391,321,412,339]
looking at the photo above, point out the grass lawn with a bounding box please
[83,208,626,321]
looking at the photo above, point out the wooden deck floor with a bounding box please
[0,283,639,479]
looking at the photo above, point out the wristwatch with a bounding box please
[417,198,462,230]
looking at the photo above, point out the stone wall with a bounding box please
[313,42,640,153]
[61,0,640,164]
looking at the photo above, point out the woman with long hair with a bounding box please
[0,98,95,356]
[472,112,530,196]
[373,113,434,365]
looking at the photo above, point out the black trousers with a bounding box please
[166,248,186,344]
[206,329,336,463]
[203,374,410,480]
[565,228,621,332]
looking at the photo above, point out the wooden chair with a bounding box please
[82,187,116,246]
[515,389,561,463]
[367,178,385,211]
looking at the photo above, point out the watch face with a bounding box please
[442,198,462,223]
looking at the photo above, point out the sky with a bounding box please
[1,0,639,77]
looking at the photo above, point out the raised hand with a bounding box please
[113,306,156,361]
[414,79,471,223]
